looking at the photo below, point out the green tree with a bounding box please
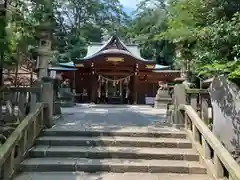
[52,0,128,62]
[126,0,175,66]
[161,0,240,79]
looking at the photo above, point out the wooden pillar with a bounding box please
[133,75,138,104]
[105,80,108,98]
[91,75,97,103]
[120,80,123,103]
[73,71,76,94]
[133,64,139,104]
[90,63,96,103]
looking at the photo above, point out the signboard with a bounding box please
[75,64,84,67]
[145,65,155,69]
[106,57,124,63]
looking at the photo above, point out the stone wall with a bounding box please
[209,75,240,152]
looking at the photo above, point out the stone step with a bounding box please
[14,172,213,180]
[41,129,187,139]
[154,104,169,108]
[20,158,207,174]
[35,136,192,148]
[155,98,172,103]
[29,146,199,161]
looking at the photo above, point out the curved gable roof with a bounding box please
[81,49,150,63]
[80,36,152,62]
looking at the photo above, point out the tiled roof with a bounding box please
[79,36,153,62]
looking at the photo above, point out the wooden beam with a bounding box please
[139,72,180,76]
[90,62,135,67]
[95,67,134,71]
[96,72,131,76]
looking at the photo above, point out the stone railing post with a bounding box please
[172,84,186,128]
[41,77,54,128]
[53,79,62,116]
[154,88,162,108]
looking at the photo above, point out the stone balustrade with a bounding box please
[0,78,54,180]
[0,103,49,180]
[178,104,240,180]
[170,83,240,180]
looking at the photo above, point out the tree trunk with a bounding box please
[0,1,7,89]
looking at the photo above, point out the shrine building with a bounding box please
[50,35,181,104]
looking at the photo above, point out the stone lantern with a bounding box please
[154,81,171,109]
[35,22,54,78]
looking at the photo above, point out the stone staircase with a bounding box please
[16,128,212,180]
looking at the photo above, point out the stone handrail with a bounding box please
[185,88,209,94]
[0,103,49,180]
[169,84,212,128]
[179,104,240,180]
[185,88,212,127]
[0,83,43,128]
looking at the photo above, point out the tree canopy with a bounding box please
[124,0,175,66]
[1,0,129,67]
[2,0,240,80]
[161,0,240,79]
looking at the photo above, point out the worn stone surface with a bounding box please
[48,104,168,131]
[14,105,212,180]
[29,146,199,161]
[209,76,240,152]
[35,136,192,148]
[14,172,212,180]
[20,158,207,174]
[42,129,187,139]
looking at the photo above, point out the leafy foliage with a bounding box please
[0,0,129,66]
[3,0,240,81]
[52,0,128,62]
[124,0,176,66]
[161,0,240,79]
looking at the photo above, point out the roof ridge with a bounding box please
[90,43,138,46]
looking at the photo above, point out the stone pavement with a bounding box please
[16,172,212,180]
[51,104,170,132]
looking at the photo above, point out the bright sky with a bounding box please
[119,0,139,9]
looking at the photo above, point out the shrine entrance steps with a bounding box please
[15,128,212,180]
